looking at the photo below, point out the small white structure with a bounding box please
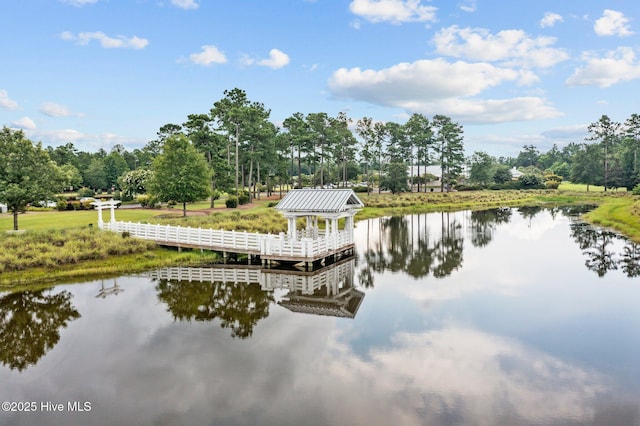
[0,203,7,213]
[275,189,364,242]
[91,200,121,227]
[510,167,523,179]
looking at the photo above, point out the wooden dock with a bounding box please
[94,189,363,267]
[102,220,355,264]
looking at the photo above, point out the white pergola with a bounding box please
[91,199,121,228]
[275,189,364,241]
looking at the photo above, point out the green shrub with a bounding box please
[267,201,278,207]
[137,194,157,208]
[545,180,561,189]
[77,187,95,197]
[633,183,640,196]
[56,200,68,211]
[226,196,239,208]
[489,181,519,190]
[518,174,544,188]
[455,184,484,191]
[238,191,250,205]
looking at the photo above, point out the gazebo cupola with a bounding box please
[275,189,364,241]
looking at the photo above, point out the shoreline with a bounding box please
[1,190,638,289]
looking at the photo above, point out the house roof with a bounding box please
[275,189,364,214]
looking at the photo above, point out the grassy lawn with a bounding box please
[0,209,166,232]
[558,182,627,192]
[0,195,281,232]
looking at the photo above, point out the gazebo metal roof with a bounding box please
[275,189,364,214]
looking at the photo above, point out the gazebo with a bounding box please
[275,189,364,242]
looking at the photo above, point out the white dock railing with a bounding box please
[102,221,353,260]
[149,259,355,296]
[150,266,262,284]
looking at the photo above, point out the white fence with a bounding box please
[102,220,353,260]
[149,259,355,296]
[150,266,261,284]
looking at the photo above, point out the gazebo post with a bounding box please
[288,217,297,240]
[96,203,104,227]
[109,202,116,223]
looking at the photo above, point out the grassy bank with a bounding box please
[0,227,219,289]
[583,197,640,242]
[356,189,608,221]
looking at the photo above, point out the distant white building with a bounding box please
[0,203,7,213]
[510,167,523,180]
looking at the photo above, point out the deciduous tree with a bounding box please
[149,134,210,216]
[0,127,62,230]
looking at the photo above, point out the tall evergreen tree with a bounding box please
[587,115,622,191]
[405,114,433,192]
[433,115,464,192]
[282,112,311,188]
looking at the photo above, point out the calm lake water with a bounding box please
[1,207,640,426]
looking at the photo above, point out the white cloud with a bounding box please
[189,45,227,65]
[566,47,640,88]
[328,59,561,123]
[349,0,437,25]
[594,9,633,37]
[0,90,18,110]
[541,124,589,140]
[540,12,563,28]
[39,102,82,118]
[29,128,85,144]
[330,59,532,102]
[12,117,36,130]
[171,0,198,10]
[433,26,569,68]
[60,0,98,6]
[459,0,476,13]
[257,49,290,69]
[22,128,146,152]
[60,31,149,49]
[238,53,255,67]
[416,97,562,124]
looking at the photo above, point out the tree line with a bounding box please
[466,114,640,192]
[2,86,639,228]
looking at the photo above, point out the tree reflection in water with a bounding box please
[359,212,465,280]
[156,280,273,339]
[358,206,640,281]
[0,290,80,371]
[468,207,512,248]
[569,220,640,278]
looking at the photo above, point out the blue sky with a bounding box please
[1,0,639,157]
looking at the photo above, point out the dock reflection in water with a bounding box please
[150,257,363,338]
